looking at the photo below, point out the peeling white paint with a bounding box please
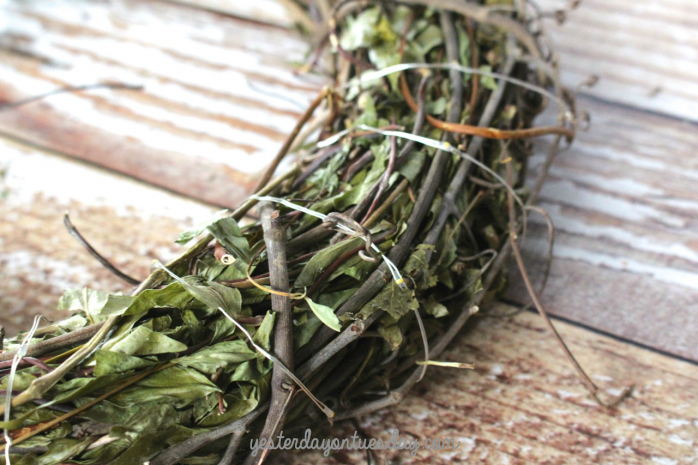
[0,142,215,221]
[540,242,698,291]
[651,457,678,465]
[534,204,698,265]
[668,434,693,447]
[1,250,93,292]
[540,179,686,228]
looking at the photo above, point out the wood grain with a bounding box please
[536,0,698,122]
[277,306,698,464]
[504,96,698,361]
[0,135,216,336]
[0,0,322,207]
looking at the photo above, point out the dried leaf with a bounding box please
[305,297,342,332]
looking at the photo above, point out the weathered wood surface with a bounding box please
[218,0,698,122]
[0,0,322,208]
[505,98,698,361]
[1,138,695,462]
[536,0,698,122]
[1,1,697,462]
[278,307,698,464]
[0,136,216,335]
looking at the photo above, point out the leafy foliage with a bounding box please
[0,0,548,463]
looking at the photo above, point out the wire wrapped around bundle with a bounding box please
[0,1,580,464]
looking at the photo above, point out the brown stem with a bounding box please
[242,203,295,465]
[504,161,631,408]
[63,214,140,285]
[255,89,328,192]
[0,322,104,363]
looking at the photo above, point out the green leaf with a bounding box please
[106,325,187,356]
[360,280,419,320]
[199,382,261,427]
[377,323,403,351]
[111,365,220,407]
[340,7,396,51]
[294,237,363,287]
[175,340,256,374]
[13,438,95,465]
[94,350,157,376]
[294,311,323,350]
[479,65,498,90]
[172,276,243,316]
[206,217,251,264]
[403,244,438,290]
[56,314,89,332]
[109,425,198,465]
[122,282,192,316]
[396,150,426,184]
[252,311,276,351]
[413,24,443,55]
[175,209,228,244]
[58,288,134,321]
[305,297,342,332]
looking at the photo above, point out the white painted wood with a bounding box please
[0,135,216,335]
[0,0,323,205]
[505,97,698,359]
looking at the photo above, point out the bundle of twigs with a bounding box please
[0,1,614,464]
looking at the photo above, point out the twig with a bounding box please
[244,203,295,465]
[150,406,268,465]
[0,323,104,363]
[504,162,632,407]
[0,83,142,111]
[360,129,397,223]
[63,214,140,285]
[255,89,328,192]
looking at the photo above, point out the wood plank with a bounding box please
[278,306,698,464]
[165,0,301,28]
[0,0,323,207]
[214,0,698,121]
[537,0,698,122]
[0,135,216,336]
[505,96,698,361]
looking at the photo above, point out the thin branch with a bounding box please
[63,214,140,285]
[243,203,295,465]
[0,323,104,364]
[0,83,142,111]
[151,406,268,465]
[504,162,631,408]
[255,89,328,192]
